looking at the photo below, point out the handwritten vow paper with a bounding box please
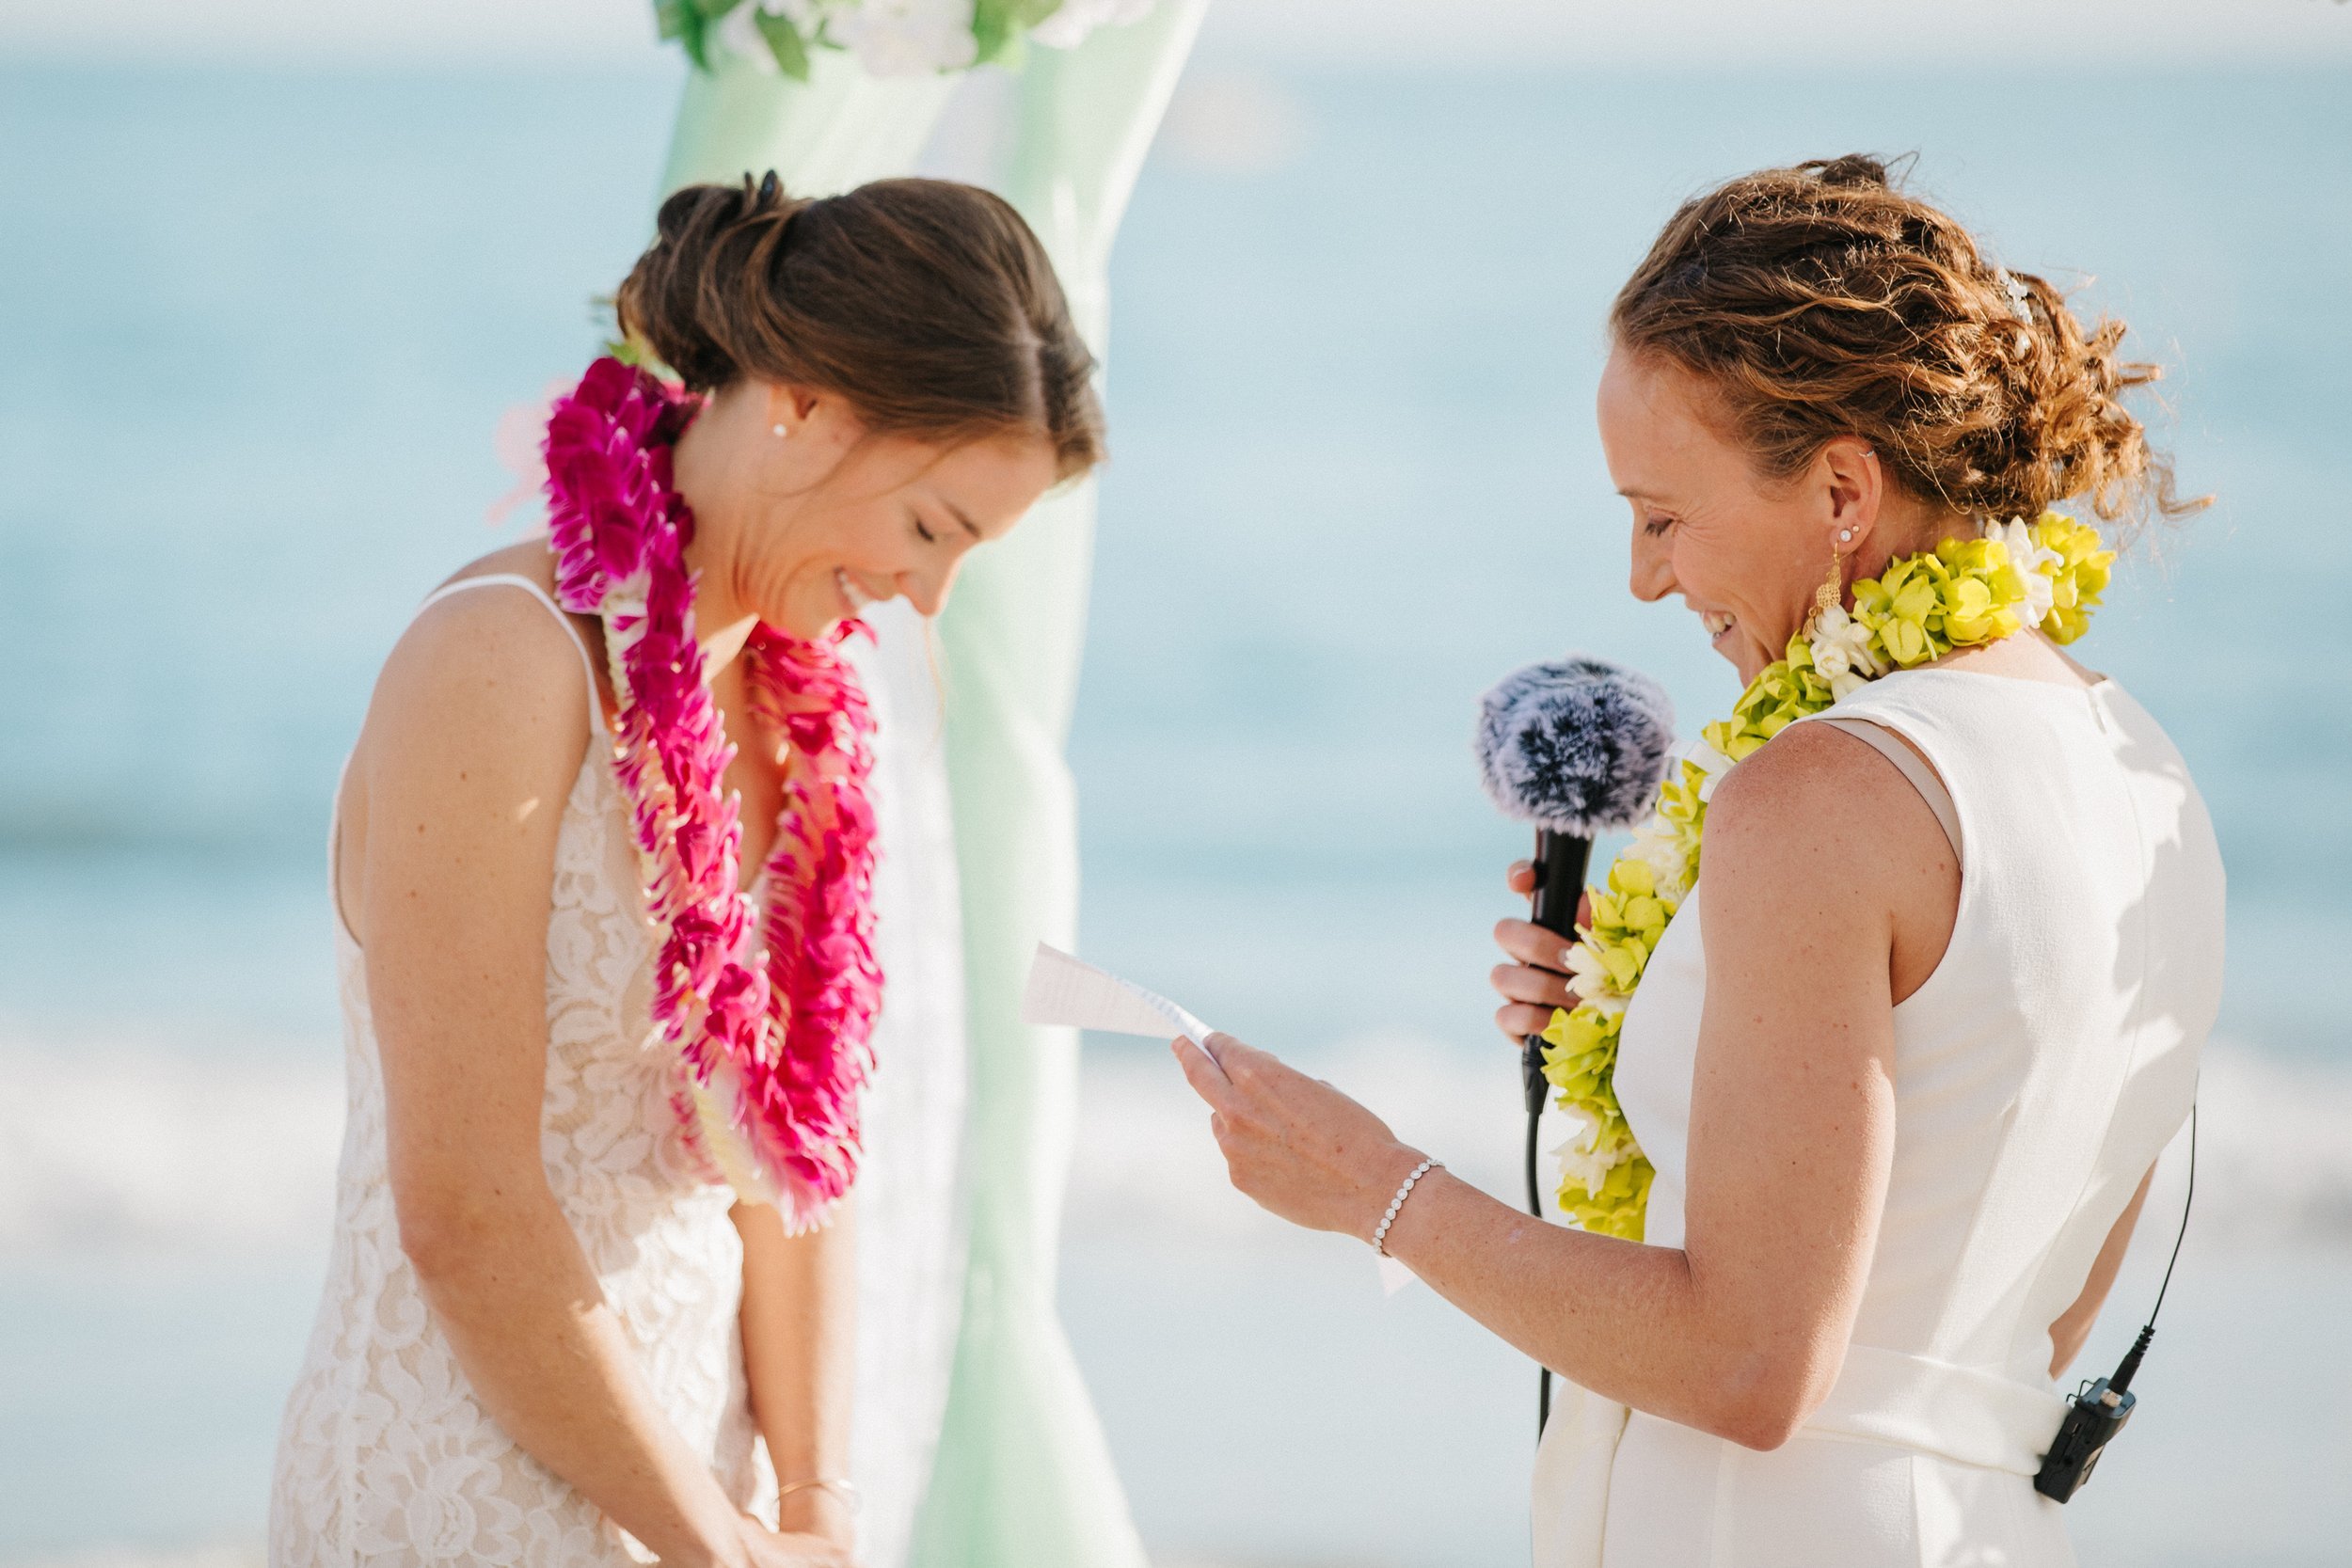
[1019,942,1421,1296]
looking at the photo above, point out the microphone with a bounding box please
[1475,654,1675,1430]
[1476,654,1678,1073]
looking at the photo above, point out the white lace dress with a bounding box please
[268,576,773,1565]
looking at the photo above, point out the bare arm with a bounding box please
[735,1201,857,1541]
[2048,1164,2154,1378]
[358,592,752,1568]
[1178,722,1953,1449]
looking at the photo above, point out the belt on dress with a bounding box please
[1799,1343,2070,1476]
[1531,1348,2069,1568]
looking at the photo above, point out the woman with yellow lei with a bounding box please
[1171,155,2223,1566]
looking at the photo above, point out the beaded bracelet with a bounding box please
[1372,1157,1441,1257]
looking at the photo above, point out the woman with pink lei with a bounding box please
[1174,155,2221,1566]
[269,174,1101,1568]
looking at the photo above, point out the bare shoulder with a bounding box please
[362,546,590,797]
[1701,720,1960,1012]
[1706,721,1901,845]
[1702,721,1947,901]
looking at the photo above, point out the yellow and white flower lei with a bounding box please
[1539,511,2117,1238]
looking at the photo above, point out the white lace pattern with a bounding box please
[269,733,771,1565]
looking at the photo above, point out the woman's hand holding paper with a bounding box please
[1170,1034,1427,1241]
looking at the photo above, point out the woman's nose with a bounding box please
[899,559,961,619]
[1628,526,1676,605]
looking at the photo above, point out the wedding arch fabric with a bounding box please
[655,13,1207,1568]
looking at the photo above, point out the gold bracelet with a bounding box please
[776,1477,862,1514]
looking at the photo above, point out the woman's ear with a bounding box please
[1817,436,1883,554]
[760,380,824,439]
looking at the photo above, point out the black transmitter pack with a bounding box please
[2033,1101,2196,1504]
[2032,1338,2143,1501]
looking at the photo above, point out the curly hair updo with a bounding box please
[617,172,1104,479]
[1612,154,2200,528]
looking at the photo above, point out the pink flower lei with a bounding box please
[542,356,882,1228]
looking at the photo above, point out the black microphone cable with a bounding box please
[1523,1043,1550,1432]
[2121,1101,2198,1385]
[2033,1099,2198,1501]
[1521,825,1594,1435]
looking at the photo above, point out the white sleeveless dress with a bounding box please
[268,576,773,1565]
[1532,668,2225,1568]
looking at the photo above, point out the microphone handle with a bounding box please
[1522,826,1592,1438]
[1521,828,1595,1113]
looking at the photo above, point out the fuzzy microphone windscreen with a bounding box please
[1475,656,1677,835]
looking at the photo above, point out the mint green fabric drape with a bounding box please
[660,46,960,198]
[655,8,1206,1566]
[914,16,1207,1564]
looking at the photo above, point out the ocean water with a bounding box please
[2,57,2348,1566]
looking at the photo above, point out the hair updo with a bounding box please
[616,173,1104,479]
[1611,153,2201,527]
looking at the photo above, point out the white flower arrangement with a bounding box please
[1805,601,1884,703]
[1621,816,1696,906]
[1550,1104,1619,1203]
[662,0,1155,80]
[1561,944,1627,1015]
[1983,515,2064,631]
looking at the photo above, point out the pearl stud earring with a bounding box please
[1838,528,1853,542]
[771,423,788,438]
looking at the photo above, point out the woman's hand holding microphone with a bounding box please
[1489,861,1593,1043]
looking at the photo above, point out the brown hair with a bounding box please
[616,173,1104,479]
[1611,153,2201,528]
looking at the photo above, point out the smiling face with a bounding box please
[677,379,1061,642]
[1597,344,1896,684]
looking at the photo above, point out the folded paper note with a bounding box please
[1021,942,1214,1042]
[1021,942,1422,1297]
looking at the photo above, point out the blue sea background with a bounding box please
[2,53,2348,1566]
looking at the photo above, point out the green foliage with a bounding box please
[653,0,707,67]
[655,0,1078,75]
[752,8,814,80]
[654,0,748,71]
[973,0,1060,62]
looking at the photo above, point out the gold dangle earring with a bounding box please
[1811,528,1853,631]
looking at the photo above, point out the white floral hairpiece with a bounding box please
[1995,267,2034,325]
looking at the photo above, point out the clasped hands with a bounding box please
[730,1491,855,1568]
